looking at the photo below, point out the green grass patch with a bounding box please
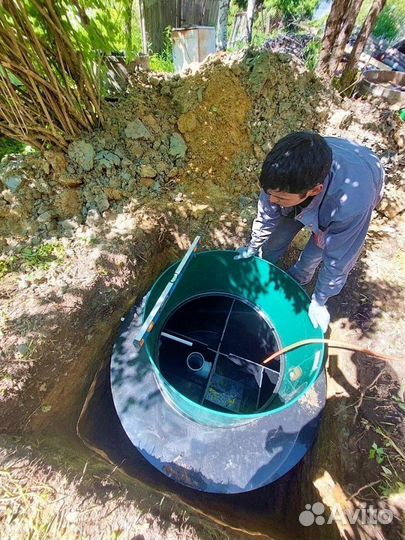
[0,242,65,280]
[0,137,34,161]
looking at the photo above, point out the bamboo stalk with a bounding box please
[0,0,102,150]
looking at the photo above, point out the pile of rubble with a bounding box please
[0,49,403,251]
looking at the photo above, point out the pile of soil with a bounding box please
[0,50,332,244]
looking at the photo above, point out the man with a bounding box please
[235,132,385,332]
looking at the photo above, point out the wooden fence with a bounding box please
[142,0,219,53]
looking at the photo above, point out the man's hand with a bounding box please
[308,297,330,333]
[234,246,257,260]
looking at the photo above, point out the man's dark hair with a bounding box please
[259,132,333,194]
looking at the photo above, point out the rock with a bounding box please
[37,211,52,223]
[126,141,144,159]
[55,189,82,219]
[124,119,151,140]
[4,175,23,192]
[378,183,405,218]
[140,164,157,178]
[57,173,83,187]
[68,140,95,172]
[44,150,67,175]
[104,188,123,201]
[17,278,30,290]
[59,219,79,232]
[330,109,353,130]
[177,112,197,133]
[85,208,101,227]
[140,177,154,188]
[95,150,121,169]
[143,114,160,132]
[169,133,187,158]
[17,343,30,355]
[94,192,110,213]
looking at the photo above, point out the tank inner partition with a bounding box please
[158,294,283,414]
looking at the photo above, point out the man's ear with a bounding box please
[308,184,323,197]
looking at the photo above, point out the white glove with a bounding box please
[308,297,330,333]
[234,246,257,260]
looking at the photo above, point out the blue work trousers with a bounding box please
[260,216,324,285]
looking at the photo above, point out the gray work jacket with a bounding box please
[248,137,385,305]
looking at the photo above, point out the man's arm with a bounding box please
[248,190,282,251]
[313,210,373,305]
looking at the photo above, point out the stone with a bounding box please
[169,133,187,158]
[37,211,52,223]
[140,164,157,178]
[57,173,83,187]
[124,119,151,140]
[94,192,110,213]
[126,141,144,159]
[140,177,154,188]
[85,208,101,227]
[60,219,79,232]
[104,188,123,201]
[95,150,121,168]
[17,278,30,290]
[67,140,95,172]
[44,150,67,175]
[143,114,160,132]
[330,109,353,130]
[177,112,197,133]
[17,343,30,355]
[4,175,23,192]
[55,189,82,219]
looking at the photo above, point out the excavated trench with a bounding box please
[77,251,331,540]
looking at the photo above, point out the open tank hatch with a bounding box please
[110,248,326,493]
[158,294,282,414]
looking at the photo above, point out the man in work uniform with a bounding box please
[235,131,385,333]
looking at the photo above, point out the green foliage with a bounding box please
[304,39,321,71]
[373,2,405,41]
[358,0,405,42]
[149,26,174,73]
[0,138,33,161]
[271,0,320,23]
[380,480,405,497]
[0,242,65,280]
[369,442,386,464]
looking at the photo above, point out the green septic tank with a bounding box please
[110,249,326,493]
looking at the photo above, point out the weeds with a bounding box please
[304,39,321,71]
[0,242,65,281]
[150,26,174,73]
[370,442,386,464]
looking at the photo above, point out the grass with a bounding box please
[0,137,34,161]
[149,53,175,73]
[0,242,65,280]
[303,38,321,71]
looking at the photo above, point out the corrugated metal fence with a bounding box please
[142,0,219,53]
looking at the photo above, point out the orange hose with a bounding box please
[262,339,404,365]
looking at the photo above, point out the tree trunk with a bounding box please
[327,0,365,76]
[340,0,387,90]
[216,0,230,51]
[124,0,133,58]
[246,0,256,44]
[318,0,351,74]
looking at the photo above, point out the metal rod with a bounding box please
[161,332,193,347]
